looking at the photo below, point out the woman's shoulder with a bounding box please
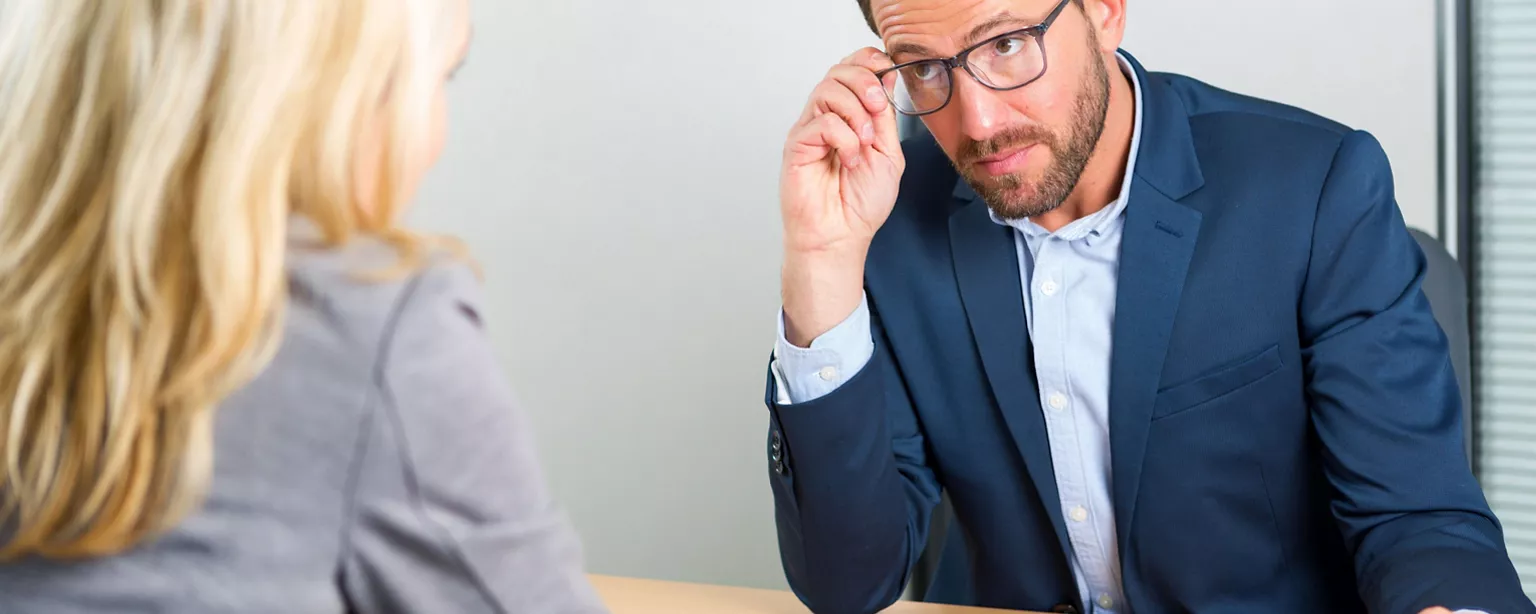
[283,229,484,369]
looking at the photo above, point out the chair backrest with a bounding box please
[1408,228,1474,459]
[907,227,1474,602]
[899,115,927,140]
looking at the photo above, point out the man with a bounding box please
[765,0,1533,612]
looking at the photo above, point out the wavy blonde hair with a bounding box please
[0,0,463,559]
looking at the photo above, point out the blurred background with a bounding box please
[410,0,1534,596]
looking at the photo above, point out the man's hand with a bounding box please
[780,47,905,347]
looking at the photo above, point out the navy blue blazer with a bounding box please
[764,52,1532,614]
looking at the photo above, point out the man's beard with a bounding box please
[954,49,1112,220]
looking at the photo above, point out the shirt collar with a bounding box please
[990,51,1145,244]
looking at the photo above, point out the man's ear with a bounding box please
[1085,0,1127,52]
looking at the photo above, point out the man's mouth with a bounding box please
[973,144,1037,176]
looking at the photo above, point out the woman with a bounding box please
[0,1,607,612]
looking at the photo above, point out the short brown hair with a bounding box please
[856,0,1083,36]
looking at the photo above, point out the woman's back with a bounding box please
[0,1,605,609]
[0,227,606,613]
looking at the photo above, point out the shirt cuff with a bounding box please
[769,295,875,405]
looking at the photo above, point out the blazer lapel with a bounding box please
[1106,50,1208,557]
[1108,182,1201,555]
[949,183,1074,560]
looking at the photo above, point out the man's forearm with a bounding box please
[1352,512,1530,613]
[782,247,868,348]
[767,351,938,614]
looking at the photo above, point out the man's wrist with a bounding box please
[781,247,868,347]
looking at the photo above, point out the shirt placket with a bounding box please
[1031,237,1121,614]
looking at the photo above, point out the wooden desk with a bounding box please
[591,575,1040,614]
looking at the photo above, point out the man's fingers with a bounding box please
[799,62,890,128]
[870,97,903,157]
[841,63,902,156]
[839,47,877,64]
[841,47,895,73]
[820,114,865,169]
[825,64,888,117]
[788,48,903,163]
[789,113,864,170]
[810,82,876,147]
[835,51,899,152]
[795,47,898,128]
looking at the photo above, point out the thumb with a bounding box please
[870,99,904,158]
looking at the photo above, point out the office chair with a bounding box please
[1407,228,1475,459]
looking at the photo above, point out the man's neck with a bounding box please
[1030,59,1137,233]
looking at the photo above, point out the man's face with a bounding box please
[870,0,1112,219]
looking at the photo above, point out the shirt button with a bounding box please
[1040,279,1059,296]
[1098,594,1114,609]
[1047,393,1067,411]
[817,366,838,381]
[1069,506,1088,523]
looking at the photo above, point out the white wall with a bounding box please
[411,0,878,591]
[1122,1,1441,234]
[413,0,1443,592]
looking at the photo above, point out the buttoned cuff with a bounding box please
[770,295,874,405]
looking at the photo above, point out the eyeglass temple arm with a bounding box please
[1042,0,1073,28]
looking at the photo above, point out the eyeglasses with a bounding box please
[875,0,1073,116]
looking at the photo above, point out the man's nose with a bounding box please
[951,73,1014,143]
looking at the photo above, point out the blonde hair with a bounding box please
[0,0,463,559]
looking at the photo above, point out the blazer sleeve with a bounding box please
[338,263,608,614]
[766,295,943,614]
[1300,130,1533,614]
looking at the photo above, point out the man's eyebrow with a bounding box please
[962,14,1034,47]
[887,41,938,61]
[885,13,1038,61]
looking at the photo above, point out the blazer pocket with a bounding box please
[1152,344,1283,420]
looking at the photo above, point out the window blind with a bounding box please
[1474,0,1536,593]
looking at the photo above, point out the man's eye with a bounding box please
[910,63,943,82]
[993,36,1027,57]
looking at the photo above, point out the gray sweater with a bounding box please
[0,230,609,613]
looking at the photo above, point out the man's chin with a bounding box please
[962,175,1061,221]
[961,169,1017,195]
[988,199,1061,221]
